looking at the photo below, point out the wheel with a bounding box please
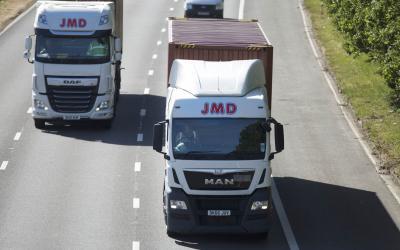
[99,119,112,130]
[166,229,178,238]
[34,119,46,129]
[250,231,269,239]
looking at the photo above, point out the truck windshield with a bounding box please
[172,118,266,160]
[35,35,110,64]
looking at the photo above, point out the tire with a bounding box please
[166,229,178,238]
[34,119,46,129]
[250,231,269,239]
[100,119,112,130]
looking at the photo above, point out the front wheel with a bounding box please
[34,119,46,129]
[97,119,112,130]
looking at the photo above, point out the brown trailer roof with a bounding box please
[169,18,271,47]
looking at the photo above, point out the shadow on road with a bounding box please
[42,94,166,146]
[169,177,400,250]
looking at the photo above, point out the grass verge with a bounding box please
[304,0,400,180]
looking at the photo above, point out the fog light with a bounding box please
[170,200,187,210]
[96,101,110,111]
[251,201,269,211]
[34,99,48,110]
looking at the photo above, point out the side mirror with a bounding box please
[275,123,284,153]
[264,118,285,161]
[25,36,32,51]
[153,121,166,153]
[24,36,34,63]
[114,37,122,54]
[114,52,122,62]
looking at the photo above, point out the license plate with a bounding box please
[63,115,81,121]
[198,11,210,16]
[207,210,231,217]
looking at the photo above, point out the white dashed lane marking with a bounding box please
[144,88,150,95]
[132,241,140,250]
[140,109,146,117]
[152,54,158,59]
[27,107,32,114]
[157,40,162,46]
[134,162,141,172]
[14,132,22,141]
[133,198,140,209]
[161,28,166,33]
[0,161,9,171]
[148,70,154,76]
[169,7,174,11]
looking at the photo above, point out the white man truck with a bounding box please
[24,0,123,129]
[153,19,284,236]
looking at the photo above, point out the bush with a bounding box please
[323,0,400,103]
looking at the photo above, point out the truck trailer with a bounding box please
[24,0,123,129]
[153,19,284,236]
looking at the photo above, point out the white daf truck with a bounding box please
[153,59,284,236]
[24,0,123,129]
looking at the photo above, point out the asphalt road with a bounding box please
[0,0,399,249]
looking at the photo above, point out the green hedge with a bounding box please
[323,0,400,104]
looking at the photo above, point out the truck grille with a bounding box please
[46,85,99,113]
[184,170,254,190]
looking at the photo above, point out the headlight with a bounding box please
[99,15,109,25]
[216,3,224,10]
[34,99,48,110]
[185,3,193,10]
[251,201,269,211]
[170,200,187,210]
[96,101,110,111]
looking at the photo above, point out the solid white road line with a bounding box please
[134,162,141,172]
[148,70,154,76]
[133,198,140,209]
[272,179,300,250]
[14,132,22,141]
[132,241,140,250]
[27,107,33,114]
[137,133,144,142]
[239,0,245,19]
[140,109,146,117]
[144,88,150,95]
[0,161,9,171]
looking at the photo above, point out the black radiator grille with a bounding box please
[46,82,99,113]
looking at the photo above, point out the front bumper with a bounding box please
[32,92,114,121]
[165,187,273,234]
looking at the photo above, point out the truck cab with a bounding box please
[153,59,284,235]
[184,0,224,18]
[24,1,123,129]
